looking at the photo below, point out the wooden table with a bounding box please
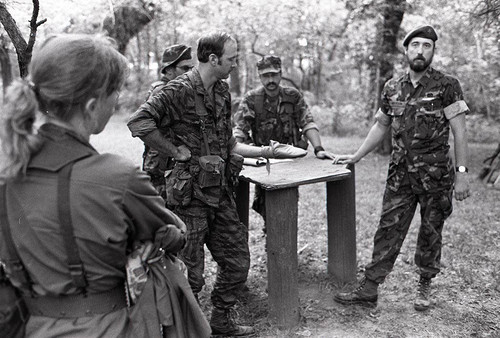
[235,154,357,328]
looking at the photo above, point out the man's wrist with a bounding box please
[314,146,325,156]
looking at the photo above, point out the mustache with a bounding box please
[414,55,426,61]
[266,82,277,87]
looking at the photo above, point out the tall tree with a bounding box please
[0,0,46,80]
[374,0,406,154]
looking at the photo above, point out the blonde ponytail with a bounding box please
[0,80,43,179]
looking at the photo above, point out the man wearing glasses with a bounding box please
[128,44,194,200]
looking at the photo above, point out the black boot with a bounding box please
[210,307,254,337]
[414,276,432,311]
[333,277,378,308]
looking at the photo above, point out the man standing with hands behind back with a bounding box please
[333,25,470,311]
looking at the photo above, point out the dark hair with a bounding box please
[197,31,234,63]
[0,34,128,179]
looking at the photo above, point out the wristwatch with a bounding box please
[456,166,468,173]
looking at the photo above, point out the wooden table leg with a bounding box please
[326,164,357,284]
[235,181,250,228]
[265,187,299,328]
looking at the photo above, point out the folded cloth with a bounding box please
[261,140,308,159]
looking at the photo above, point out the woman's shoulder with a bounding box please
[73,153,144,188]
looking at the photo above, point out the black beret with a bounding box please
[402,26,438,47]
[160,44,192,73]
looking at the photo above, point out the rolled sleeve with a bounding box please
[127,89,175,138]
[127,106,158,138]
[375,108,392,126]
[444,100,469,120]
[302,121,319,134]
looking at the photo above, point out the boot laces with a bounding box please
[354,276,368,293]
[418,277,431,297]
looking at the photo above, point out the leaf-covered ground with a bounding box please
[92,115,500,338]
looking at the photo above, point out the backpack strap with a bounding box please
[58,163,88,294]
[0,184,33,294]
[0,162,89,295]
[186,71,211,156]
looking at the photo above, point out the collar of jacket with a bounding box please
[28,123,96,172]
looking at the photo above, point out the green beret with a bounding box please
[403,25,438,47]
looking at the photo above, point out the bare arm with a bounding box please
[304,128,335,160]
[336,121,390,164]
[449,113,470,201]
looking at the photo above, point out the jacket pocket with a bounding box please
[165,163,192,206]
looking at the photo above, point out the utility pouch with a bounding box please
[165,162,193,206]
[198,155,225,189]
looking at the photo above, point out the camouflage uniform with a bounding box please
[233,86,318,216]
[365,67,469,283]
[131,74,173,199]
[130,68,249,310]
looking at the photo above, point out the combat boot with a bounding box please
[210,307,254,337]
[333,276,378,308]
[414,276,432,311]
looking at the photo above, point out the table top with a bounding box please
[238,153,351,190]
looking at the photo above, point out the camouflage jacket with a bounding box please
[375,67,469,193]
[233,86,318,147]
[128,75,172,179]
[130,68,235,207]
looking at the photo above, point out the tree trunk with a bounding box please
[374,0,406,155]
[102,5,155,55]
[0,39,13,100]
[0,0,45,79]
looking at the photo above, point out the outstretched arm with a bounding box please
[336,121,390,164]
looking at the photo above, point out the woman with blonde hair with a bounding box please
[0,34,187,337]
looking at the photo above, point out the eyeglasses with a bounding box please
[176,65,194,72]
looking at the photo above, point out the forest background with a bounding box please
[1,0,499,146]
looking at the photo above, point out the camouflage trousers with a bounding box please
[364,181,453,284]
[175,191,250,309]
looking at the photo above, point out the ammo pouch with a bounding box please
[165,162,193,207]
[198,155,225,188]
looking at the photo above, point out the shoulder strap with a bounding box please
[58,163,88,294]
[254,90,265,131]
[186,71,211,156]
[0,184,33,293]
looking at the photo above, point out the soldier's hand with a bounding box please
[315,150,335,160]
[454,172,470,201]
[174,145,191,162]
[332,154,359,165]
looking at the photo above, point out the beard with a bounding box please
[408,54,433,72]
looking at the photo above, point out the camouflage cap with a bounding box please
[257,55,281,75]
[403,25,438,47]
[160,44,192,73]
